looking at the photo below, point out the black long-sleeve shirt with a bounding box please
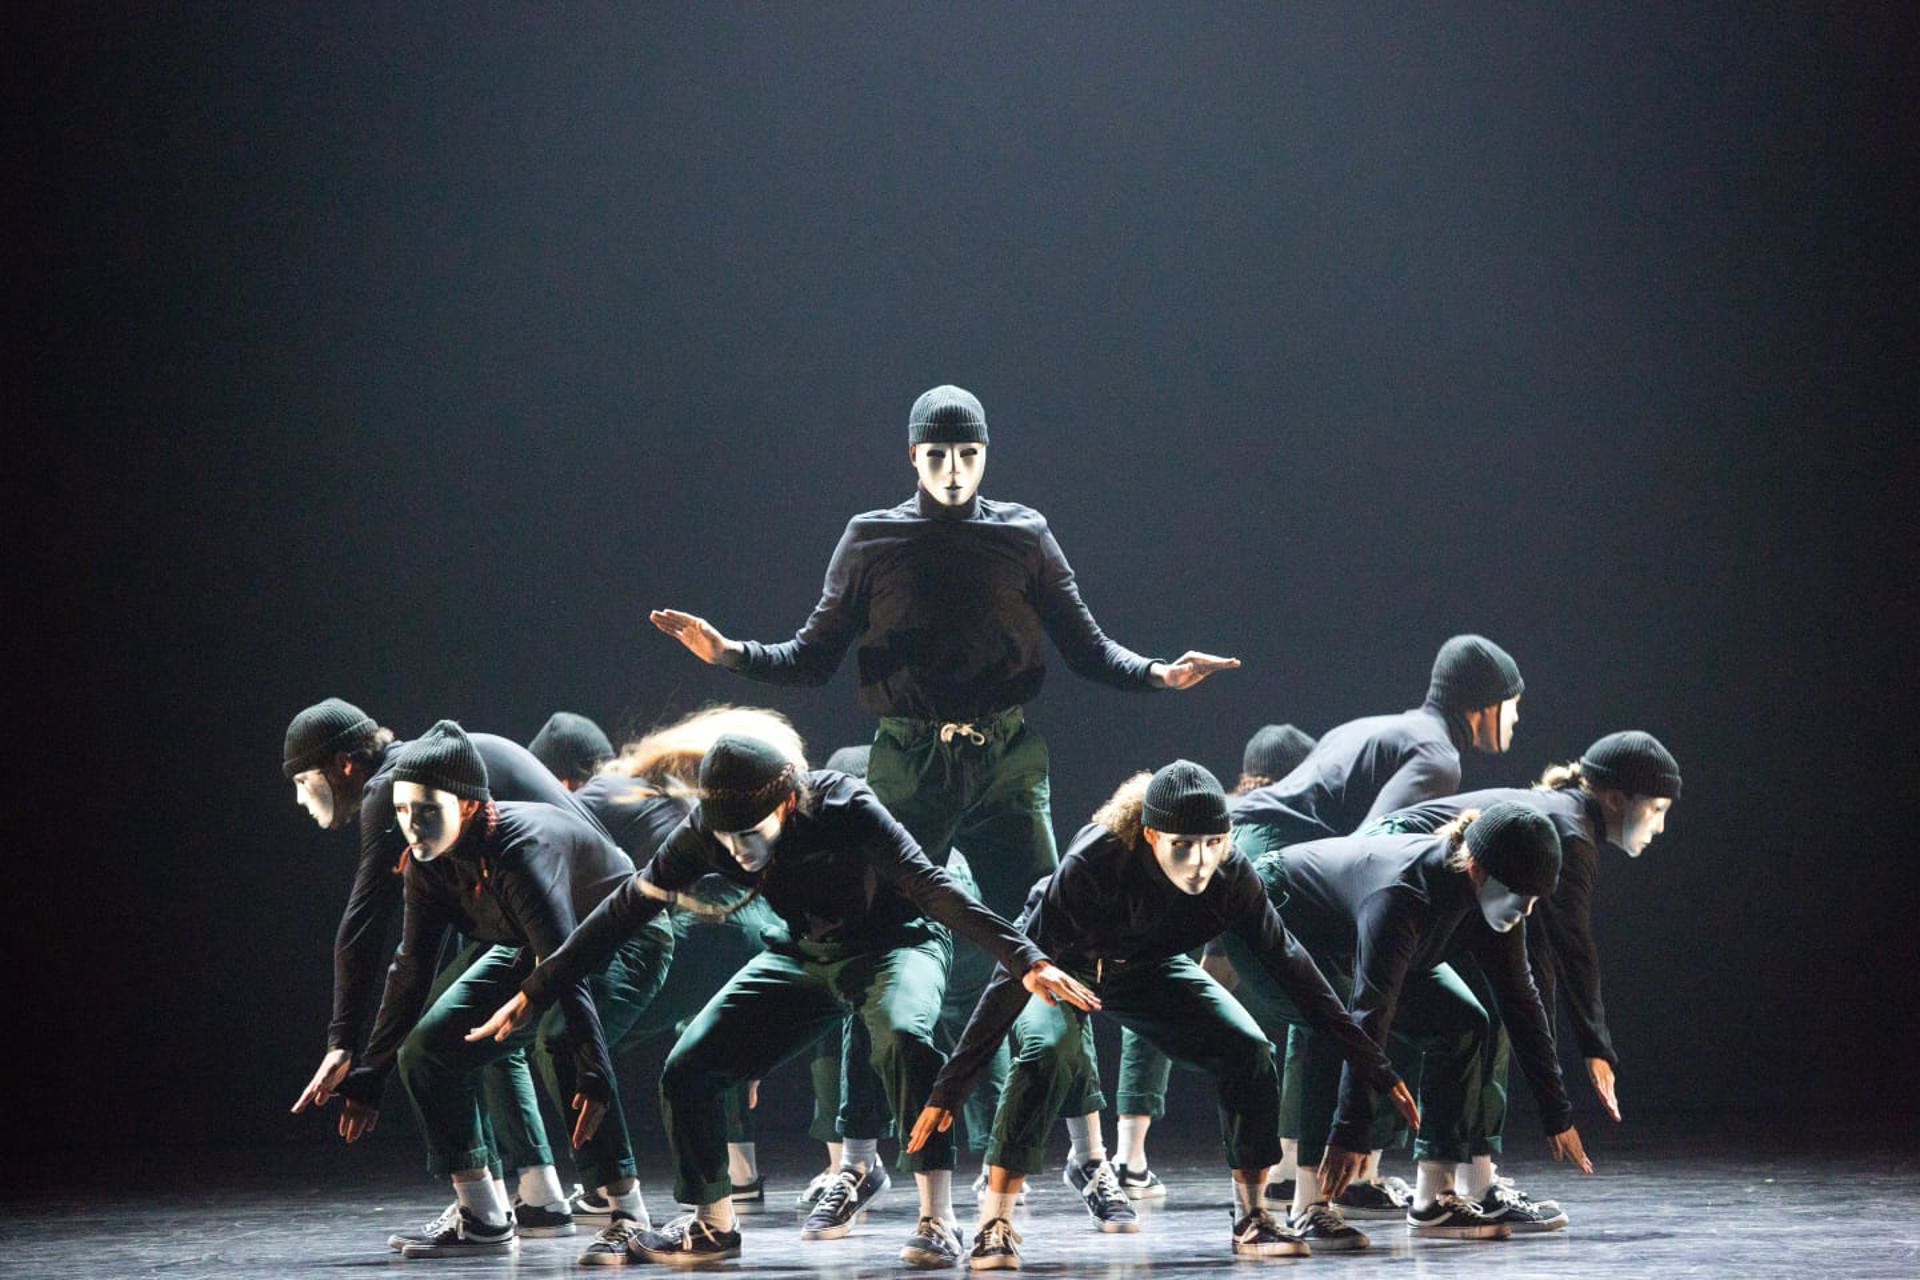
[336,800,636,1107]
[522,771,1048,1007]
[1271,833,1573,1149]
[926,821,1401,1112]
[1376,786,1622,1066]
[724,489,1162,719]
[1230,704,1467,842]
[328,732,583,1052]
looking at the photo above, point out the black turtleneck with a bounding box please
[1230,705,1468,840]
[723,489,1161,720]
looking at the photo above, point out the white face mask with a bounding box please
[1144,829,1234,896]
[912,442,987,507]
[393,781,466,863]
[1619,796,1672,858]
[293,769,336,829]
[715,807,785,873]
[1476,871,1537,933]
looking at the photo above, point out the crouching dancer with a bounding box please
[907,762,1418,1269]
[473,732,1096,1268]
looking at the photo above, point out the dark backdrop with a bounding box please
[9,3,1916,1160]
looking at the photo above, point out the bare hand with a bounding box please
[571,1092,607,1149]
[1153,651,1241,690]
[466,992,533,1043]
[1548,1125,1594,1174]
[650,609,736,666]
[291,1048,352,1113]
[906,1105,954,1154]
[1316,1145,1368,1200]
[1023,962,1101,1012]
[747,1079,760,1110]
[339,1098,379,1143]
[1199,950,1240,991]
[1387,1080,1421,1132]
[1586,1057,1622,1121]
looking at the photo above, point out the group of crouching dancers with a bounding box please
[283,385,1682,1268]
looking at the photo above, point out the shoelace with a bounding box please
[1087,1161,1129,1207]
[657,1213,719,1248]
[813,1169,862,1219]
[1434,1192,1493,1218]
[594,1219,645,1249]
[913,1217,958,1246]
[415,1202,461,1238]
[938,722,988,745]
[977,1218,1022,1250]
[1296,1202,1348,1233]
[1234,1208,1283,1242]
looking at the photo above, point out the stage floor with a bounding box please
[7,1123,1916,1278]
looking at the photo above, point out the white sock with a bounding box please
[1233,1174,1263,1217]
[978,1188,1019,1227]
[516,1163,567,1210]
[1290,1165,1321,1220]
[728,1142,759,1185]
[825,1140,844,1172]
[1413,1160,1453,1210]
[1115,1115,1150,1170]
[1457,1155,1496,1197]
[917,1170,955,1225]
[600,1180,647,1227]
[454,1172,511,1226]
[1064,1112,1106,1167]
[841,1138,880,1173]
[694,1196,736,1232]
[1362,1150,1383,1184]
[491,1176,510,1209]
[1274,1137,1299,1181]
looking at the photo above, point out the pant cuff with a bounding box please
[1469,1135,1504,1155]
[430,1144,496,1180]
[1114,1093,1166,1119]
[673,1175,734,1207]
[1412,1139,1471,1164]
[983,1140,1048,1177]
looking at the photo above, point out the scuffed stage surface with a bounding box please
[6,1121,1915,1278]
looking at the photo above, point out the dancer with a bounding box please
[530,711,616,791]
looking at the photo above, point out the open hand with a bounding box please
[571,1092,606,1149]
[1387,1080,1421,1132]
[1153,651,1241,690]
[1548,1125,1594,1173]
[340,1098,379,1143]
[291,1048,352,1113]
[1586,1057,1621,1121]
[906,1105,953,1154]
[650,609,736,666]
[1023,962,1100,1012]
[466,992,533,1044]
[1316,1145,1368,1200]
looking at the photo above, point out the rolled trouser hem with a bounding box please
[1468,1136,1504,1156]
[1114,1092,1165,1119]
[1062,1088,1109,1117]
[808,1115,842,1144]
[673,1176,734,1207]
[982,1141,1047,1177]
[1413,1139,1472,1164]
[577,1155,639,1191]
[429,1144,496,1180]
[896,1147,958,1175]
[1226,1140,1283,1172]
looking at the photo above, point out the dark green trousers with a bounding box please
[985,956,1279,1176]
[659,932,956,1206]
[426,937,550,1180]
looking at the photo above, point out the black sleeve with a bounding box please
[730,520,864,686]
[1231,890,1398,1092]
[492,845,616,1103]
[1360,746,1462,829]
[925,960,1033,1111]
[1473,922,1575,1134]
[335,868,454,1105]
[1329,892,1423,1152]
[1535,839,1617,1065]
[328,774,405,1052]
[1033,522,1161,691]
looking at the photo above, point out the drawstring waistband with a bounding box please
[938,722,989,745]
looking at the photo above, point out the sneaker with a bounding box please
[1407,1192,1512,1240]
[571,1183,620,1224]
[388,1202,459,1252]
[1231,1207,1310,1258]
[512,1196,577,1237]
[1476,1183,1569,1233]
[1288,1201,1369,1252]
[969,1217,1023,1271]
[632,1214,743,1265]
[1494,1174,1560,1214]
[579,1214,647,1266]
[397,1205,518,1258]
[800,1163,891,1240]
[729,1175,766,1207]
[796,1168,836,1211]
[900,1216,964,1268]
[1062,1158,1140,1233]
[970,1170,1028,1203]
[1335,1177,1412,1219]
[1113,1162,1166,1201]
[1261,1178,1296,1206]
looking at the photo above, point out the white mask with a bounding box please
[715,807,784,874]
[393,781,466,863]
[912,442,987,507]
[1618,796,1672,858]
[1144,828,1234,897]
[294,769,335,829]
[1476,872,1537,933]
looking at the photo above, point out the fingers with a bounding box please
[1054,978,1101,1012]
[465,1016,503,1044]
[291,1082,318,1114]
[748,1080,760,1110]
[571,1095,607,1149]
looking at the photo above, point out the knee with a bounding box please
[660,1042,720,1102]
[1218,1027,1279,1085]
[866,1019,935,1072]
[1011,1024,1090,1082]
[395,1027,443,1085]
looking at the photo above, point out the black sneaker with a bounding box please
[1288,1201,1369,1252]
[512,1196,576,1237]
[388,1202,459,1252]
[1494,1174,1560,1213]
[800,1163,891,1240]
[969,1217,1023,1271]
[1062,1158,1140,1233]
[397,1205,518,1258]
[729,1175,766,1207]
[1113,1162,1166,1201]
[571,1183,620,1224]
[1335,1177,1411,1219]
[1261,1177,1296,1206]
[900,1216,963,1268]
[1476,1184,1569,1233]
[633,1214,743,1265]
[1231,1207,1310,1257]
[795,1168,835,1210]
[579,1214,647,1266]
[1407,1192,1512,1240]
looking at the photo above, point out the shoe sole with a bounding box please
[518,1223,576,1237]
[900,1245,961,1268]
[800,1208,870,1240]
[970,1255,1021,1271]
[635,1247,742,1266]
[578,1250,639,1265]
[1121,1184,1166,1201]
[400,1240,519,1258]
[1233,1242,1311,1257]
[1091,1219,1141,1234]
[1337,1205,1407,1220]
[1303,1233,1370,1252]
[1408,1222,1512,1240]
[1498,1213,1569,1233]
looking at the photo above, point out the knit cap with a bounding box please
[699,733,799,833]
[1580,731,1682,800]
[283,697,377,778]
[1142,760,1230,835]
[1242,724,1317,781]
[391,720,492,802]
[1464,801,1561,898]
[529,711,614,785]
[1427,635,1525,715]
[824,744,872,779]
[907,385,989,445]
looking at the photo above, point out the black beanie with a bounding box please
[283,697,377,778]
[699,733,799,833]
[1142,760,1230,835]
[1242,724,1317,781]
[529,711,614,785]
[824,744,872,779]
[1579,731,1682,800]
[1464,801,1561,898]
[1427,635,1525,715]
[391,720,491,802]
[907,384,989,446]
